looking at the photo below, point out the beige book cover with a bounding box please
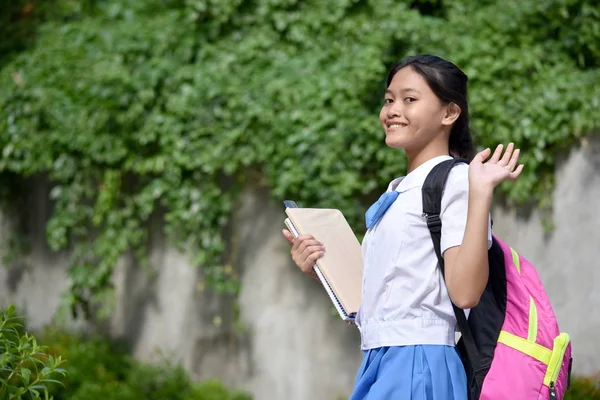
[284,207,363,321]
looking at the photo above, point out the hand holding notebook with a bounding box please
[282,200,363,322]
[281,229,324,281]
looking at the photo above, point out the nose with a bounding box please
[387,101,402,118]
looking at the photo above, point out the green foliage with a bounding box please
[565,375,600,399]
[0,0,94,69]
[0,306,67,400]
[189,380,252,400]
[39,328,251,400]
[1,0,599,310]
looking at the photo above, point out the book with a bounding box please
[283,201,363,322]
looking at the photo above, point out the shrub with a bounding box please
[0,306,67,400]
[39,328,251,400]
[2,0,600,316]
[189,380,253,400]
[565,375,600,400]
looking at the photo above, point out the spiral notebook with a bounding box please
[284,201,363,321]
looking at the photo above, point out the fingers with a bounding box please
[499,143,514,165]
[282,229,294,244]
[291,234,317,251]
[301,243,326,261]
[489,144,504,163]
[301,249,325,272]
[509,164,525,180]
[295,237,324,254]
[298,239,325,267]
[507,148,520,172]
[485,143,521,171]
[286,233,326,277]
[497,143,521,174]
[473,147,491,163]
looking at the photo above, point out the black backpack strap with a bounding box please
[422,158,482,376]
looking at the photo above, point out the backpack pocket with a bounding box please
[543,333,571,399]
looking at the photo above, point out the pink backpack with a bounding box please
[423,159,573,400]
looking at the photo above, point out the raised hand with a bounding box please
[469,143,524,191]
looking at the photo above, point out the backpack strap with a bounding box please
[422,158,482,376]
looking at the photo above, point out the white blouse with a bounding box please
[355,155,492,350]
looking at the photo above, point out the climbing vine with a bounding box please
[1,0,599,315]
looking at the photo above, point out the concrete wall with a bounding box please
[0,179,361,400]
[1,137,599,399]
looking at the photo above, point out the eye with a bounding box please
[404,97,416,103]
[384,98,393,104]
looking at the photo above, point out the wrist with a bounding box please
[469,181,494,199]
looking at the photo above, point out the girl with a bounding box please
[282,54,523,399]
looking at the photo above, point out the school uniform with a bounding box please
[351,155,492,400]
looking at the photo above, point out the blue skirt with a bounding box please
[349,345,467,400]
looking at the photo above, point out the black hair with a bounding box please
[386,54,474,160]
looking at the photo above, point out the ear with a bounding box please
[441,102,461,127]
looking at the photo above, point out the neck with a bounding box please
[405,142,450,173]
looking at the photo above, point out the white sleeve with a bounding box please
[440,164,493,256]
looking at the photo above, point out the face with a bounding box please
[379,66,458,153]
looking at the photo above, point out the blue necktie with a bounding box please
[365,191,399,230]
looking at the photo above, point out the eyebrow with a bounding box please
[385,88,422,95]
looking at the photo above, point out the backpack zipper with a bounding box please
[544,333,570,398]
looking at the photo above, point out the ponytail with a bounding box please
[449,112,474,161]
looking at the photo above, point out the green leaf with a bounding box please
[20,367,30,386]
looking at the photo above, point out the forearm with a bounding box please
[446,186,492,308]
